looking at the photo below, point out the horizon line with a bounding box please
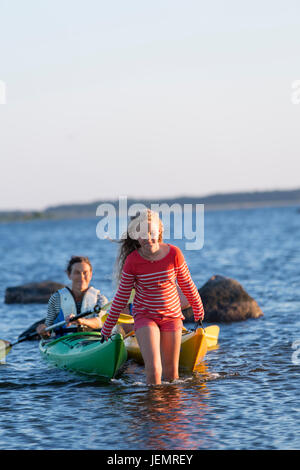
[2,186,300,213]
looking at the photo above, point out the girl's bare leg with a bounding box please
[136,324,162,385]
[160,329,182,382]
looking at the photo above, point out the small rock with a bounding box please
[182,274,263,323]
[5,281,65,304]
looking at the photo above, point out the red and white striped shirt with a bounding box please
[101,244,204,337]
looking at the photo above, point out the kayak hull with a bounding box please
[39,332,127,380]
[125,328,208,372]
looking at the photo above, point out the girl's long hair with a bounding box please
[114,209,163,285]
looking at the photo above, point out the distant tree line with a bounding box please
[1,189,300,222]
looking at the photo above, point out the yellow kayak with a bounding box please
[124,325,219,372]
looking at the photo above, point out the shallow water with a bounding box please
[0,206,299,450]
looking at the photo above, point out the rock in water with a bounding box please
[5,281,65,304]
[182,275,263,323]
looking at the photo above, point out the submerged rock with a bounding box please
[5,281,65,304]
[182,275,263,323]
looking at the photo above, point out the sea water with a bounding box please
[0,206,299,450]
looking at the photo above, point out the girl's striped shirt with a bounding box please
[101,244,204,337]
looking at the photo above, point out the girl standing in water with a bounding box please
[101,209,204,385]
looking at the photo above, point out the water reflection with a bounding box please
[1,208,300,450]
[124,364,214,449]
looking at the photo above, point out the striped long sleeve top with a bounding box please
[101,244,204,337]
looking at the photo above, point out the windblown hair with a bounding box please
[66,256,93,275]
[114,209,163,285]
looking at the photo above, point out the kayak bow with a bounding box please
[39,331,127,380]
[124,327,213,372]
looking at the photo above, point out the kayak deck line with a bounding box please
[44,332,103,349]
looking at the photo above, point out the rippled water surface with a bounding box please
[0,206,299,450]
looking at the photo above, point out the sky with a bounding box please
[0,0,299,210]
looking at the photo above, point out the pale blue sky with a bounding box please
[0,0,299,210]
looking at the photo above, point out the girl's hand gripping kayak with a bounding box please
[194,319,204,330]
[100,333,110,343]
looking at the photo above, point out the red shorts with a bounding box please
[134,314,183,332]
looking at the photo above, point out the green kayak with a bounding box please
[39,331,127,380]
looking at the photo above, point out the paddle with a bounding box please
[17,290,136,343]
[99,289,136,326]
[18,317,46,342]
[0,301,113,358]
[101,312,134,324]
